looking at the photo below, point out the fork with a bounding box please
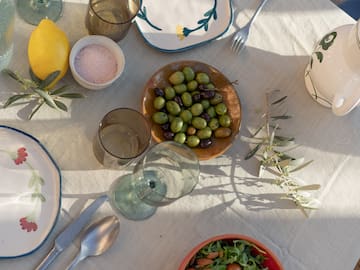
[231,0,269,53]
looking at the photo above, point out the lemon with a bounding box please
[28,19,70,89]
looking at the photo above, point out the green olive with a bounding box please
[190,103,203,116]
[210,93,223,105]
[152,112,168,124]
[219,114,231,127]
[153,96,166,110]
[169,71,185,85]
[197,127,212,139]
[208,118,220,130]
[192,116,207,129]
[170,117,183,133]
[180,122,188,133]
[215,103,228,115]
[166,100,181,115]
[201,99,210,109]
[196,72,210,84]
[182,66,195,81]
[186,135,200,148]
[206,106,216,118]
[187,126,197,135]
[181,92,193,107]
[214,127,232,138]
[187,80,198,91]
[206,83,215,90]
[174,132,186,144]
[164,86,176,100]
[180,109,192,123]
[174,83,187,94]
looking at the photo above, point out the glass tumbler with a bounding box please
[93,108,151,169]
[108,141,200,220]
[85,0,141,42]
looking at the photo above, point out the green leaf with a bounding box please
[28,101,44,120]
[271,115,292,120]
[39,70,60,89]
[29,68,41,85]
[3,94,32,108]
[2,69,24,84]
[245,143,261,160]
[54,100,68,112]
[271,96,287,105]
[33,89,57,109]
[58,93,85,99]
[49,85,71,95]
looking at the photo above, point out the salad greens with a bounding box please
[186,239,269,270]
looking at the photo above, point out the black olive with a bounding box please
[199,138,213,148]
[154,87,165,97]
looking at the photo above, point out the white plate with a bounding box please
[135,0,233,52]
[0,126,61,258]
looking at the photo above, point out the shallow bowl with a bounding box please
[142,60,242,160]
[69,35,125,90]
[178,234,284,270]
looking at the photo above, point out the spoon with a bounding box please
[65,215,120,270]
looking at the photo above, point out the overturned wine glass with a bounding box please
[16,0,62,25]
[108,141,200,220]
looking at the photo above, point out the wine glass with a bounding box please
[16,0,63,25]
[108,141,200,220]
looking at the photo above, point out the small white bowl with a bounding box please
[69,35,125,90]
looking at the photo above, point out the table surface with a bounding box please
[0,0,359,269]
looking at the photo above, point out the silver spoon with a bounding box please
[65,215,120,270]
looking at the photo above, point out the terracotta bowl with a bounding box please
[141,60,242,160]
[178,234,284,270]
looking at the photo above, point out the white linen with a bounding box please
[0,0,358,269]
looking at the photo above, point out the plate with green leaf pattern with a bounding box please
[135,0,232,52]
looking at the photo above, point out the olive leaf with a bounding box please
[2,69,85,120]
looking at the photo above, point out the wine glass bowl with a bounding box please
[16,0,63,26]
[108,141,200,220]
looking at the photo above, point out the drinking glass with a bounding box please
[85,0,141,42]
[108,141,200,220]
[16,0,62,25]
[93,108,151,169]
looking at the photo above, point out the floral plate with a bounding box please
[0,126,61,258]
[135,0,233,52]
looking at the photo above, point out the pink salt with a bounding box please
[74,44,118,84]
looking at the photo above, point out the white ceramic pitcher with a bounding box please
[304,20,360,116]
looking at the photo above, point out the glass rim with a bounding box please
[89,0,141,25]
[98,107,151,160]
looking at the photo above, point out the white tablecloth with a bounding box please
[0,0,359,269]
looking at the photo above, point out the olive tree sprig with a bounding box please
[241,90,320,215]
[2,69,85,120]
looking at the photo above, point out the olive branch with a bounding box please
[2,69,85,120]
[241,90,321,216]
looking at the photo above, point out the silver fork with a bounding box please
[231,0,269,53]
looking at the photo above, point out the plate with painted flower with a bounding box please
[0,125,61,258]
[135,0,232,52]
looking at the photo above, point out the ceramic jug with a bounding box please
[304,20,360,116]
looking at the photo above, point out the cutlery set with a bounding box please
[35,195,119,270]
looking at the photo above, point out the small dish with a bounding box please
[69,35,125,90]
[0,125,61,258]
[135,0,233,52]
[141,60,242,161]
[178,234,284,270]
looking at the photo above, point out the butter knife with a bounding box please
[35,194,108,270]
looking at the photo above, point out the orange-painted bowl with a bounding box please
[141,60,242,161]
[178,234,284,270]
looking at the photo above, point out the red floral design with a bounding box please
[19,217,38,232]
[14,147,28,165]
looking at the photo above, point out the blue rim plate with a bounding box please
[135,0,233,52]
[0,125,61,258]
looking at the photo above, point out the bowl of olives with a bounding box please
[142,60,242,160]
